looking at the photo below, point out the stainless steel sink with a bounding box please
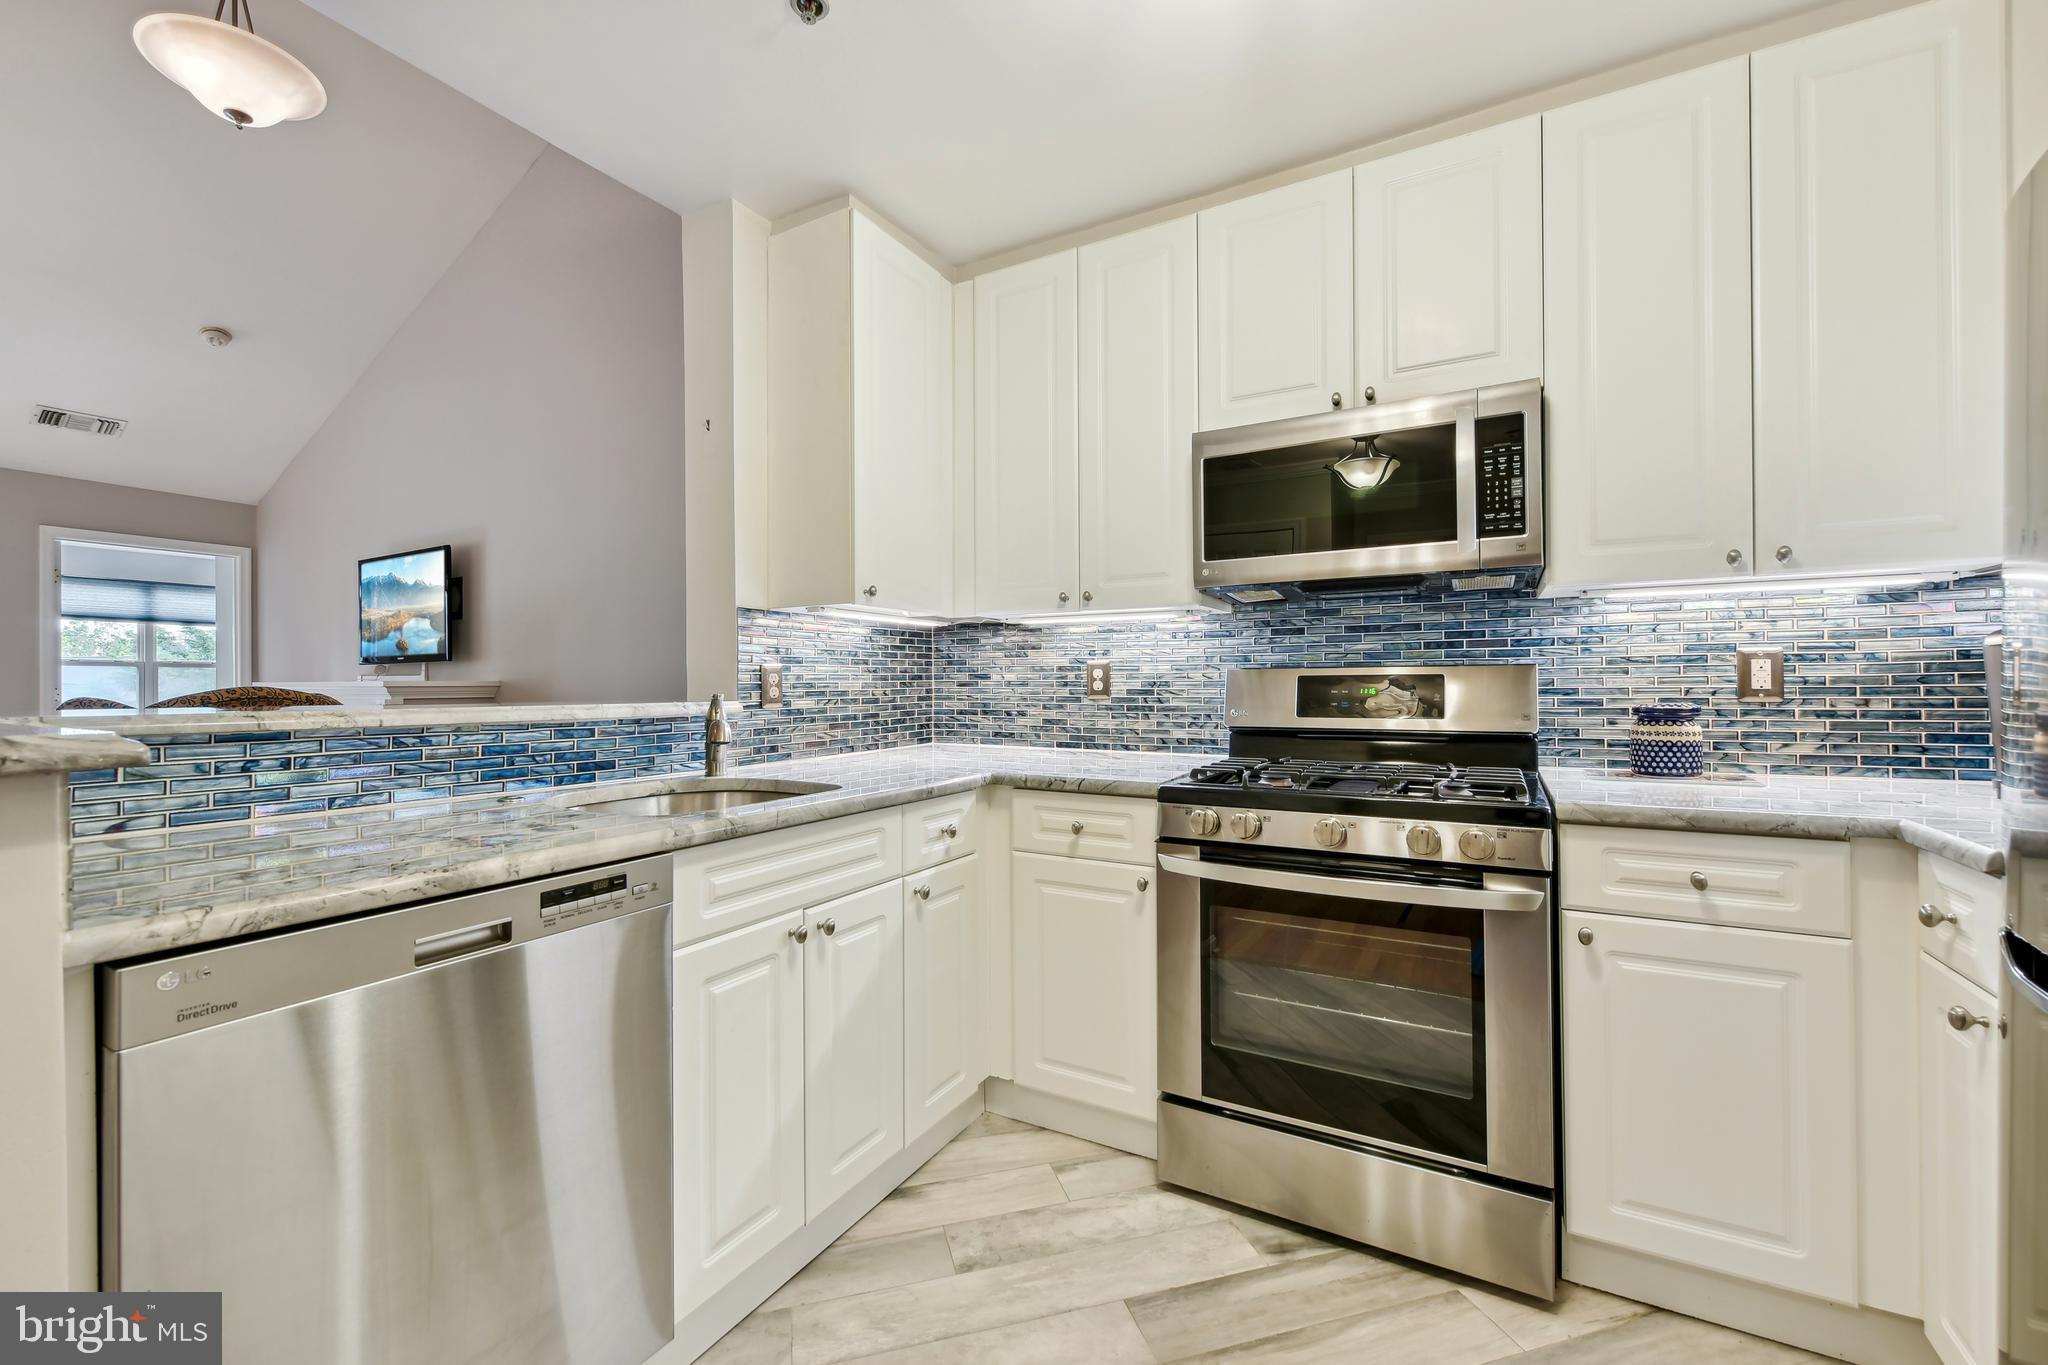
[567,778,838,818]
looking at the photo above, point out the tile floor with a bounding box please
[699,1114,1824,1364]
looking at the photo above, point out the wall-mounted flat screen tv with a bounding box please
[358,545,453,664]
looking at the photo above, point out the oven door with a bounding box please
[1157,845,1553,1189]
[1193,390,1479,588]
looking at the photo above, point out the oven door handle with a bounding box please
[1155,853,1548,914]
[2005,931,2048,1015]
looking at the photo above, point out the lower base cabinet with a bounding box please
[1561,909,1858,1302]
[1010,850,1157,1122]
[904,854,982,1146]
[1918,952,2004,1365]
[803,879,906,1220]
[672,909,807,1321]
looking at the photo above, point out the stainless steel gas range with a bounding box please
[1154,664,1557,1299]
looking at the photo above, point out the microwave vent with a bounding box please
[33,405,126,437]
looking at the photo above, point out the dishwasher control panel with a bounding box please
[540,872,636,926]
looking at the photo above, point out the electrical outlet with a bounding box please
[1736,646,1785,703]
[1085,661,1113,700]
[759,661,786,707]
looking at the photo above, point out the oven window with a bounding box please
[1201,421,1458,562]
[1200,876,1487,1165]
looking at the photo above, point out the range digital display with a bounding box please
[1295,673,1447,721]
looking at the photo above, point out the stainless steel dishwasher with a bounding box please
[99,856,674,1365]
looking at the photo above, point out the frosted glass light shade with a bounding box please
[132,13,326,128]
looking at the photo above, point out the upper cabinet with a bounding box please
[1354,117,1542,406]
[1078,217,1200,611]
[766,207,954,615]
[974,250,1081,614]
[1197,170,1354,430]
[1542,60,1755,590]
[1751,0,2004,576]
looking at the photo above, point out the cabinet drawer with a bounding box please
[1561,826,1850,936]
[1916,854,2006,994]
[905,791,980,872]
[671,811,903,947]
[1010,792,1157,866]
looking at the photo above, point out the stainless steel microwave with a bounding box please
[1193,380,1542,593]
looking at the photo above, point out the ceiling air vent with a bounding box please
[32,405,125,437]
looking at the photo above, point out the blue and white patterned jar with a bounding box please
[1630,703,1704,777]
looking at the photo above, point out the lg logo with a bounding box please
[154,967,212,992]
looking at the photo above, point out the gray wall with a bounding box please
[255,146,688,703]
[0,467,255,714]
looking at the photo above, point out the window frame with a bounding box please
[38,527,251,712]
[59,619,220,709]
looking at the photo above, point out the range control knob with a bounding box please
[1406,826,1442,857]
[1313,818,1349,849]
[1229,811,1265,840]
[1457,828,1498,861]
[1185,808,1221,837]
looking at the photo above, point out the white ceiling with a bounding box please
[305,0,1836,265]
[0,1,543,503]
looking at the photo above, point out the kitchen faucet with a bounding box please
[703,693,733,777]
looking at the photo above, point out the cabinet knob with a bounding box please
[1059,591,1071,603]
[1918,902,1960,928]
[1331,390,1343,408]
[1361,386,1376,405]
[819,917,837,937]
[1726,549,1744,566]
[788,924,809,944]
[940,823,959,839]
[913,884,931,900]
[1577,927,1594,946]
[1947,1005,1991,1032]
[1082,590,1094,603]
[1775,546,1793,563]
[1689,871,1709,891]
[1137,876,1149,891]
[1071,820,1086,835]
[862,585,878,598]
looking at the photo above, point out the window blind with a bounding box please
[60,576,217,625]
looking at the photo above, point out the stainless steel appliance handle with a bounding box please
[2004,931,2048,1014]
[1156,852,1547,913]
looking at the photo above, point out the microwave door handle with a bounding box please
[1155,852,1546,914]
[1455,396,1480,557]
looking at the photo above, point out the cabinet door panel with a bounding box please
[1011,852,1156,1120]
[1355,116,1541,403]
[673,911,806,1318]
[1752,0,2003,574]
[1542,59,1754,589]
[1919,953,2003,1365]
[804,880,905,1219]
[1078,216,1198,610]
[974,251,1079,615]
[1197,170,1353,429]
[1562,911,1857,1301]
[904,854,981,1144]
[853,214,953,615]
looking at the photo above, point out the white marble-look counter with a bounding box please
[5,699,705,739]
[1542,766,2007,876]
[64,743,1210,966]
[0,723,148,777]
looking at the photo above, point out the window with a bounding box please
[39,530,249,711]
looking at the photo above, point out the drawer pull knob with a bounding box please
[788,924,809,944]
[1577,928,1594,946]
[1918,902,1959,928]
[913,884,931,900]
[1947,1006,1991,1032]
[1137,876,1149,891]
[819,917,837,937]
[940,823,959,839]
[1689,871,1710,891]
[1071,821,1086,835]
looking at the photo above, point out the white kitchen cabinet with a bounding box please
[1542,59,1755,590]
[1561,910,1858,1302]
[673,910,807,1320]
[803,880,905,1219]
[1752,0,2004,576]
[1077,216,1199,610]
[975,251,1080,614]
[1010,851,1156,1121]
[1918,952,2004,1365]
[903,854,981,1145]
[1353,116,1541,405]
[1197,170,1354,430]
[766,207,954,614]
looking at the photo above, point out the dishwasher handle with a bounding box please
[414,918,513,967]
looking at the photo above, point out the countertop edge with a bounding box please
[0,726,150,778]
[6,700,706,739]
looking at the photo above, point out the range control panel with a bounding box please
[1477,412,1528,539]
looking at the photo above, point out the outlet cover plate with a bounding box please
[1085,661,1113,700]
[1736,646,1784,703]
[760,661,786,707]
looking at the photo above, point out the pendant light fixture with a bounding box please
[133,0,327,130]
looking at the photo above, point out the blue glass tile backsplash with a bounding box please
[67,576,2001,837]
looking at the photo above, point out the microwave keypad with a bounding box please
[1479,441,1527,538]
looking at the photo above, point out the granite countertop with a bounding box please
[1541,766,2008,875]
[64,743,1210,966]
[5,699,705,739]
[0,723,148,778]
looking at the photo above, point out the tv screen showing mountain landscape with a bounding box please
[359,548,450,662]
